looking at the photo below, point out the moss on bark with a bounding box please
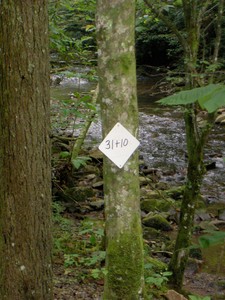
[96,0,145,298]
[169,108,211,289]
[104,217,144,300]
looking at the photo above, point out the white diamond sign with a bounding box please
[98,122,140,168]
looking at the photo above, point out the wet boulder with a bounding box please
[164,186,185,200]
[57,186,95,202]
[142,214,173,231]
[141,197,175,213]
[143,226,160,240]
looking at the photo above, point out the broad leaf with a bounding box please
[199,86,225,113]
[158,84,225,113]
[158,84,220,106]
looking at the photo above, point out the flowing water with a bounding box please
[137,81,225,203]
[51,76,225,204]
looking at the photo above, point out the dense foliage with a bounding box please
[135,0,183,66]
[49,0,225,73]
[49,0,96,66]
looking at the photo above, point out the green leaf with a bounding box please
[158,90,195,106]
[161,271,172,277]
[157,84,217,105]
[90,234,96,245]
[71,156,91,169]
[91,268,101,279]
[85,24,95,32]
[144,263,154,269]
[198,231,225,249]
[59,151,71,159]
[135,26,147,33]
[198,86,225,113]
[80,95,92,102]
[145,276,163,287]
[189,295,211,300]
[158,84,225,113]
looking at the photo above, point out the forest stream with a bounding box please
[51,74,225,203]
[51,73,225,299]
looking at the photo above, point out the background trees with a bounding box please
[0,1,52,298]
[96,1,145,299]
[49,0,225,73]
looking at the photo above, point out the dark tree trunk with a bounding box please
[0,1,52,299]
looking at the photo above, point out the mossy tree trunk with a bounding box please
[144,0,218,289]
[168,1,215,289]
[96,1,145,299]
[0,1,52,299]
[168,108,213,288]
[210,0,224,82]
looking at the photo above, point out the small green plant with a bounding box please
[91,267,107,279]
[78,219,105,248]
[81,250,105,266]
[63,251,106,279]
[51,88,98,170]
[144,261,172,298]
[145,269,172,288]
[59,151,92,169]
[52,201,71,231]
[52,201,65,216]
[53,205,105,280]
[71,155,92,169]
[189,295,211,300]
[56,218,106,281]
[64,253,79,268]
[52,202,74,255]
[55,92,96,133]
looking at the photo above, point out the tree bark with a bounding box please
[212,0,224,63]
[0,1,52,299]
[143,0,217,289]
[96,1,145,299]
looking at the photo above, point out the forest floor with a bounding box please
[51,156,225,300]
[53,211,104,300]
[52,198,225,300]
[52,222,225,300]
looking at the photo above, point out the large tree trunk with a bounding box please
[96,1,145,299]
[0,1,52,299]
